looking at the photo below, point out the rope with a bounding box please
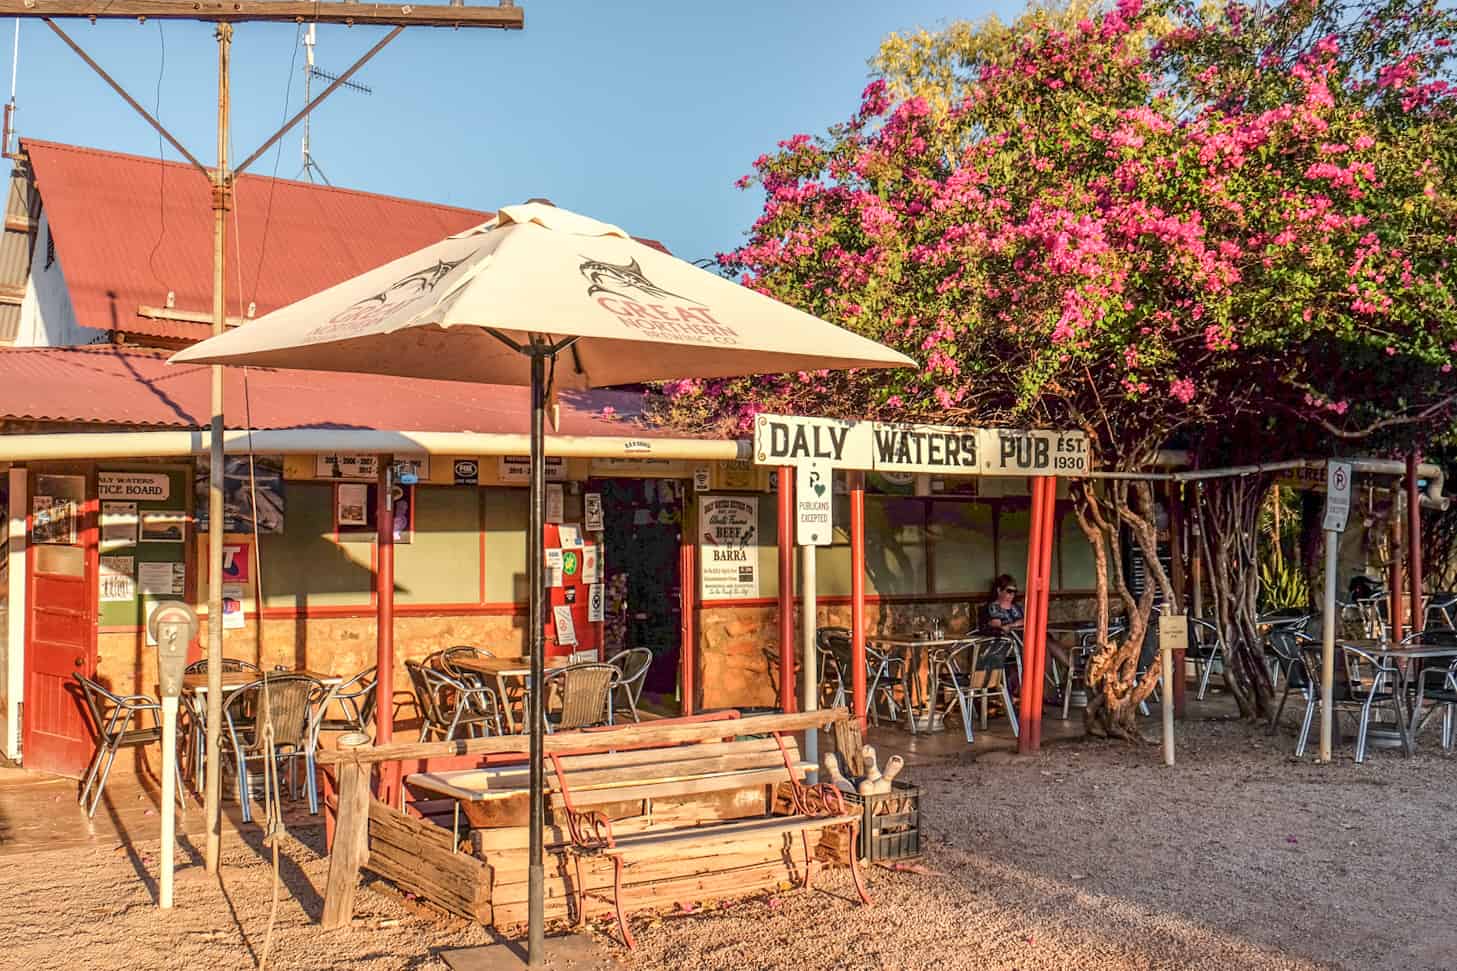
[257,675,284,970]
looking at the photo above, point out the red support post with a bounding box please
[777,466,796,712]
[1017,477,1048,754]
[374,456,395,747]
[679,533,697,715]
[1408,452,1423,635]
[849,470,868,730]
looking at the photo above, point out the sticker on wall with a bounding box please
[453,459,479,485]
[101,502,139,549]
[556,524,582,548]
[546,483,565,524]
[222,583,246,630]
[582,544,599,583]
[588,583,604,623]
[138,562,181,596]
[222,543,250,583]
[552,605,578,646]
[693,465,711,493]
[99,556,136,602]
[564,586,577,605]
[584,493,604,532]
[545,548,564,587]
[561,549,580,578]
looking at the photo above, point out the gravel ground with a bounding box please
[2,716,1453,970]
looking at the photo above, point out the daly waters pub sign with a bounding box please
[753,414,1090,477]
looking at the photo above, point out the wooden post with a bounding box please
[1408,453,1423,635]
[777,467,795,712]
[849,470,867,730]
[321,734,372,929]
[679,530,696,715]
[1167,482,1188,717]
[202,22,231,877]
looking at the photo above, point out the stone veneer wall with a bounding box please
[98,611,528,701]
[696,595,1098,711]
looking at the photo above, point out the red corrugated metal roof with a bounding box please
[24,140,671,344]
[24,140,493,342]
[0,346,675,436]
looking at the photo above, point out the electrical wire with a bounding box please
[146,22,169,292]
[251,23,305,309]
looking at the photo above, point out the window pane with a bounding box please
[865,497,926,595]
[929,500,995,596]
[998,504,1030,586]
[1059,505,1099,591]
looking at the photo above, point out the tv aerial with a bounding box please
[300,24,373,184]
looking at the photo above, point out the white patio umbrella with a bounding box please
[171,202,913,963]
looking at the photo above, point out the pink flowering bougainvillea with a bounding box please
[650,0,1457,737]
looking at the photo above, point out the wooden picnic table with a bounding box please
[447,654,571,734]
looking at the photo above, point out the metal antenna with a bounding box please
[3,19,18,158]
[300,24,372,185]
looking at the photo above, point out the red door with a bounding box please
[23,466,97,778]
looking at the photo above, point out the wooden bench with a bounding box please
[541,731,871,948]
[317,708,867,938]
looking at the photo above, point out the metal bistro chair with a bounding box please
[406,660,503,742]
[1061,620,1127,719]
[317,665,378,734]
[1406,629,1457,748]
[606,648,652,722]
[73,675,185,819]
[933,636,1019,744]
[220,674,335,822]
[541,662,617,732]
[181,657,263,787]
[816,627,853,711]
[440,646,505,728]
[1266,628,1316,733]
[1187,617,1225,700]
[1424,593,1457,631]
[1294,640,1411,762]
[866,641,907,726]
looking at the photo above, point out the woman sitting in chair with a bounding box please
[983,574,1073,674]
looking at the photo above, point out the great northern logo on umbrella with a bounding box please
[306,252,478,340]
[579,256,743,347]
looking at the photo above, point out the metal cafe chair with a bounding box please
[606,648,652,722]
[1410,630,1457,750]
[73,674,185,819]
[317,665,378,734]
[440,646,504,727]
[866,641,906,726]
[1294,641,1410,762]
[1424,593,1457,630]
[541,662,618,732]
[816,627,853,710]
[181,656,262,787]
[932,636,1019,744]
[405,660,502,742]
[1266,628,1316,733]
[220,674,336,822]
[1187,617,1225,700]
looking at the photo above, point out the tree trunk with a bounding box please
[1071,479,1174,742]
[1192,474,1274,719]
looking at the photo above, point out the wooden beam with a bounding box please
[137,305,248,327]
[4,1,524,27]
[318,708,849,766]
[320,748,372,929]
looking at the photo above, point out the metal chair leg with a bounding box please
[1295,694,1316,757]
[1355,696,1376,763]
[1001,682,1019,737]
[86,742,120,818]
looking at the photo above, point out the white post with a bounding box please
[1161,634,1175,767]
[1319,529,1338,762]
[159,694,178,908]
[800,543,817,781]
[5,466,26,761]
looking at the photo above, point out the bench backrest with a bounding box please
[546,735,802,809]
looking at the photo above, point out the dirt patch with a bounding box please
[1,717,1452,970]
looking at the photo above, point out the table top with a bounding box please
[184,669,340,693]
[868,635,967,648]
[1335,640,1457,660]
[449,654,572,676]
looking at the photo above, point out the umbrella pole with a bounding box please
[527,348,547,967]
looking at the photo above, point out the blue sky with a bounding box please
[16,2,1019,261]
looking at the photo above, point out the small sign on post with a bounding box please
[795,463,833,546]
[1323,461,1353,533]
[1157,611,1187,768]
